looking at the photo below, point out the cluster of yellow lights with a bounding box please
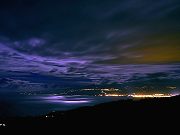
[99,93,174,98]
[83,88,119,91]
[129,94,172,98]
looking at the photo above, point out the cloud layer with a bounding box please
[0,0,180,92]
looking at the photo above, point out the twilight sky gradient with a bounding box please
[0,0,180,94]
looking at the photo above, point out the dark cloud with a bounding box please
[0,0,180,92]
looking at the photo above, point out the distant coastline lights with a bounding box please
[98,93,175,98]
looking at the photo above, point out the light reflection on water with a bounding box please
[40,95,93,104]
[32,95,94,104]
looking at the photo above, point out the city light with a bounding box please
[98,93,175,98]
[129,94,172,98]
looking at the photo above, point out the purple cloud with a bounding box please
[0,38,180,87]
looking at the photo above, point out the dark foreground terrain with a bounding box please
[1,96,180,130]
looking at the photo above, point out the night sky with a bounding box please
[0,0,180,94]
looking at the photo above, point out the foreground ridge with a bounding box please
[1,95,180,129]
